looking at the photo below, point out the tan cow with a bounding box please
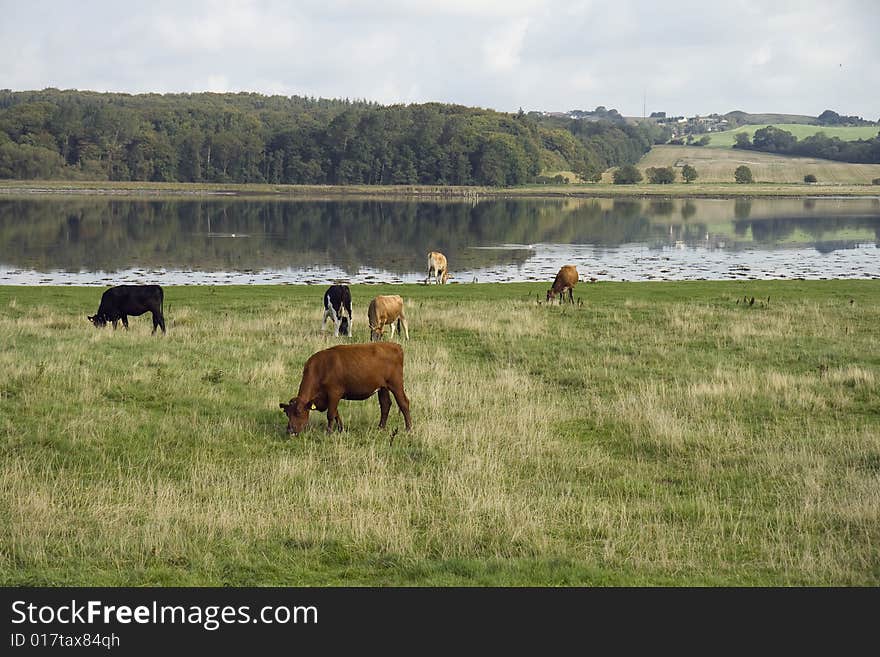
[546,265,579,304]
[368,294,410,342]
[426,251,449,284]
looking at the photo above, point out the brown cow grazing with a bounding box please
[546,265,579,304]
[368,294,409,342]
[426,251,450,284]
[279,343,413,435]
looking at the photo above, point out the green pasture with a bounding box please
[704,124,879,148]
[1,281,879,585]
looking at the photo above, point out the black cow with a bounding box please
[322,285,352,337]
[88,285,166,334]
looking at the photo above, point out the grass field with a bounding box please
[2,281,879,586]
[4,178,880,201]
[630,145,880,185]
[704,124,879,149]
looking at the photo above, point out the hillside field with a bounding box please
[627,145,880,184]
[2,281,879,586]
[704,124,879,148]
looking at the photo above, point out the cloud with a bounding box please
[483,19,530,73]
[0,0,877,119]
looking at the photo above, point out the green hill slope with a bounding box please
[705,124,879,148]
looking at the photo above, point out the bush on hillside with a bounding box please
[681,164,698,183]
[646,166,676,184]
[734,165,754,184]
[612,165,643,184]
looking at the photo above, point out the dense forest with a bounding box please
[0,89,661,185]
[733,125,880,163]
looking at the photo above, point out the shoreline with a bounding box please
[3,279,879,292]
[2,180,879,199]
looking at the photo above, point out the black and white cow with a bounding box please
[88,284,166,334]
[322,285,353,337]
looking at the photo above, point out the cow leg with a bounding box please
[158,313,166,334]
[389,385,413,431]
[400,316,409,340]
[377,388,392,428]
[331,307,340,336]
[389,322,396,340]
[323,306,337,334]
[326,396,343,433]
[568,288,574,304]
[112,319,118,330]
[122,315,129,329]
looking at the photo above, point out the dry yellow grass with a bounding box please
[624,145,880,184]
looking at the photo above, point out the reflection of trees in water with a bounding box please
[734,199,752,220]
[0,198,666,274]
[733,214,880,246]
[0,198,650,274]
[680,201,697,221]
[2,198,878,273]
[1,199,516,274]
[649,200,675,217]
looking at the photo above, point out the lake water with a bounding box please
[1,196,878,285]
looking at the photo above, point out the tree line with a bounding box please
[733,125,880,164]
[0,89,659,185]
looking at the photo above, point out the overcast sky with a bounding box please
[2,0,878,119]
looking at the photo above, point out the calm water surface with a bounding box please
[1,196,878,285]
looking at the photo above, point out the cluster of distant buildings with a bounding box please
[650,112,730,138]
[534,107,730,139]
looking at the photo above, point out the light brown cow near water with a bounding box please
[368,294,410,342]
[280,343,412,434]
[546,265,579,304]
[426,251,450,284]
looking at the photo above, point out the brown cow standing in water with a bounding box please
[546,265,579,304]
[280,343,413,435]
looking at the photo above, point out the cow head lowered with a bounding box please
[87,313,108,328]
[279,398,315,435]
